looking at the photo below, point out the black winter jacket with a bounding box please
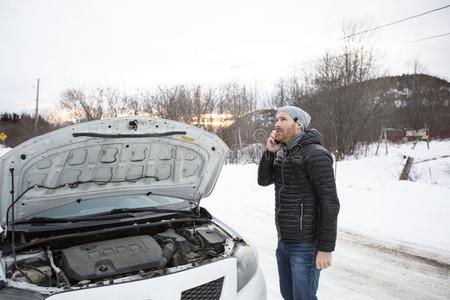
[258,129,340,252]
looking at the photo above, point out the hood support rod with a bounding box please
[7,169,45,284]
[9,168,18,268]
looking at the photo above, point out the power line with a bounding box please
[389,32,450,47]
[292,31,450,68]
[230,5,450,71]
[341,4,450,39]
[290,4,450,67]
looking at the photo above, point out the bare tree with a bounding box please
[219,83,255,150]
[270,79,288,108]
[60,88,104,122]
[153,85,195,123]
[294,22,381,158]
[139,90,156,116]
[100,87,130,118]
[191,86,217,129]
[406,59,428,75]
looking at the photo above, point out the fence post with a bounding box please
[399,156,414,180]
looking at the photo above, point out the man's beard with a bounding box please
[276,126,297,144]
[275,130,290,144]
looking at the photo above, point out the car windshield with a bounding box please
[25,194,189,219]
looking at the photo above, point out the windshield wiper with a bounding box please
[96,206,198,217]
[14,207,198,225]
[14,214,138,224]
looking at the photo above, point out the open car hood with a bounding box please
[0,117,229,225]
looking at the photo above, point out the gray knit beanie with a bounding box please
[277,105,311,130]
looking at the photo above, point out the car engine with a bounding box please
[0,222,234,294]
[61,235,163,281]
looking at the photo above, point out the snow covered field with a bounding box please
[204,140,450,299]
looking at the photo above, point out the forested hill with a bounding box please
[1,74,449,152]
[221,74,450,154]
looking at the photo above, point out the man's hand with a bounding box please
[266,130,281,153]
[315,251,332,270]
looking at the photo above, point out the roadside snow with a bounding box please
[0,147,10,157]
[336,140,450,257]
[204,139,450,299]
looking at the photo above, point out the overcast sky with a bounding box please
[1,0,449,113]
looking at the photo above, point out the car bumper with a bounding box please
[237,266,267,300]
[45,258,266,300]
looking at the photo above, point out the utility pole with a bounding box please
[34,78,40,132]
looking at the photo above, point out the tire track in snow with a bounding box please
[319,229,450,300]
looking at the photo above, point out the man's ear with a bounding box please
[296,123,303,132]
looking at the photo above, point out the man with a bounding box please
[258,105,340,300]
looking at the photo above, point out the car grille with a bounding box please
[181,277,224,300]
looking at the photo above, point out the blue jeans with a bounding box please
[276,240,320,300]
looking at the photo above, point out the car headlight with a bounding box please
[233,243,258,291]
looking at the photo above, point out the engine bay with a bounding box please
[0,221,237,295]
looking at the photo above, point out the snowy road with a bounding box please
[320,230,450,300]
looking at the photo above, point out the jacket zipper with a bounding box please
[299,203,304,231]
[276,156,285,238]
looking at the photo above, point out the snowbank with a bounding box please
[336,139,450,255]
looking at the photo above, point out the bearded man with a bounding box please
[257,105,340,300]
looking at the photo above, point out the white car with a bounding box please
[0,117,266,299]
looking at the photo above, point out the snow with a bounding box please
[2,140,449,298]
[204,139,450,299]
[0,147,10,157]
[336,140,450,258]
